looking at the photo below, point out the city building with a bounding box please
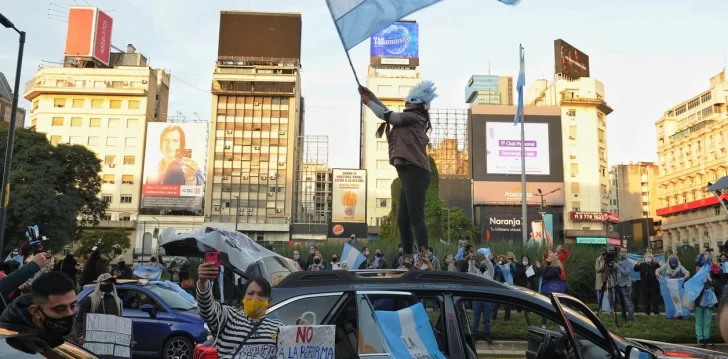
[23,45,170,222]
[291,136,332,241]
[0,72,26,127]
[205,11,302,242]
[655,70,728,252]
[608,162,659,219]
[464,74,513,106]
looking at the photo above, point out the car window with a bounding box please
[267,294,340,325]
[258,257,293,286]
[0,335,96,358]
[359,294,416,355]
[117,289,162,311]
[419,296,447,355]
[145,285,197,311]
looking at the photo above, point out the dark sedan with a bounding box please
[0,322,98,358]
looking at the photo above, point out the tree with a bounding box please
[441,206,479,243]
[0,124,107,252]
[76,229,132,260]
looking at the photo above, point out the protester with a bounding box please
[714,253,728,300]
[42,250,54,274]
[372,249,389,269]
[514,255,536,290]
[80,248,101,287]
[471,252,494,344]
[595,253,615,313]
[428,247,441,271]
[359,82,437,268]
[718,288,728,343]
[555,245,570,282]
[0,253,46,301]
[492,255,512,321]
[536,254,565,327]
[358,247,371,269]
[196,262,287,358]
[328,254,341,270]
[693,275,717,346]
[393,244,405,268]
[314,250,328,269]
[656,255,690,279]
[443,253,457,272]
[58,253,79,289]
[112,255,133,280]
[696,249,714,271]
[73,273,122,340]
[633,253,661,316]
[291,250,305,270]
[615,247,635,325]
[147,254,164,268]
[306,245,318,269]
[0,271,78,342]
[307,254,326,271]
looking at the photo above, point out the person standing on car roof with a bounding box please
[73,273,123,342]
[359,81,437,269]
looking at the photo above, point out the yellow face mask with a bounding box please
[242,298,269,319]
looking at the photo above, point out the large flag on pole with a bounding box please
[514,46,525,125]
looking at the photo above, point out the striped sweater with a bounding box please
[197,285,284,359]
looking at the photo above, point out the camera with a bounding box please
[602,246,618,267]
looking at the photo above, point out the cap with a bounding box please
[97,273,116,283]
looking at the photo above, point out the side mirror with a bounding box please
[625,346,657,359]
[140,304,157,318]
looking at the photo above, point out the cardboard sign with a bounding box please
[236,343,277,359]
[83,314,133,359]
[277,325,335,359]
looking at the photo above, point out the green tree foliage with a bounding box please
[441,206,479,242]
[76,229,131,260]
[0,124,107,251]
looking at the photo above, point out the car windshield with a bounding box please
[146,285,197,311]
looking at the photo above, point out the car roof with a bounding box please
[275,269,505,290]
[81,279,151,289]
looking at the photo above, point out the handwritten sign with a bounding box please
[277,325,335,359]
[235,343,277,359]
[83,314,133,359]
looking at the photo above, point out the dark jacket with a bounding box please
[385,108,431,172]
[0,262,41,304]
[73,294,121,338]
[80,251,101,286]
[0,293,78,343]
[113,263,133,279]
[513,259,537,289]
[541,266,562,281]
[633,261,661,290]
[59,255,78,286]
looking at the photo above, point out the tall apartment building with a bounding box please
[23,46,170,222]
[291,136,332,241]
[0,72,26,127]
[205,11,302,242]
[526,76,614,234]
[464,74,513,106]
[608,162,659,219]
[655,71,728,252]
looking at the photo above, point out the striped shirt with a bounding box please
[197,285,284,359]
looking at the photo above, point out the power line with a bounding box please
[171,75,209,94]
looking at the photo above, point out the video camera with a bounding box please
[602,246,618,267]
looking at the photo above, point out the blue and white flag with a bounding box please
[149,280,196,303]
[514,47,525,125]
[626,253,665,281]
[374,303,446,359]
[658,277,691,318]
[133,265,163,280]
[454,246,465,261]
[341,243,366,269]
[721,262,728,274]
[684,264,711,302]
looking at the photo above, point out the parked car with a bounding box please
[78,279,208,359]
[194,270,724,359]
[0,322,98,358]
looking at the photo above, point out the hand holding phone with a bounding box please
[204,251,220,279]
[176,148,192,159]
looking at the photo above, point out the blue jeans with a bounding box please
[472,301,492,336]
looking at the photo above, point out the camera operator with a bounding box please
[595,250,616,312]
[614,247,636,324]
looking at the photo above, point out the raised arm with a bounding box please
[196,262,230,333]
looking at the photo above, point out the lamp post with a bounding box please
[536,188,561,243]
[233,196,240,231]
[0,13,25,255]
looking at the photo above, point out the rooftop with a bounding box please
[0,72,13,101]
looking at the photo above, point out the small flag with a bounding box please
[133,266,163,280]
[341,243,366,270]
[514,46,525,125]
[374,303,446,359]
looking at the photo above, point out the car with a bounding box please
[0,322,99,358]
[78,279,208,359]
[194,270,725,359]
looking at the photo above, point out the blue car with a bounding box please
[77,279,208,359]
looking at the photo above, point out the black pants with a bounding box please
[396,164,430,255]
[632,280,641,312]
[643,284,660,315]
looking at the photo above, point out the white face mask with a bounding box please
[645,257,651,263]
[522,260,529,266]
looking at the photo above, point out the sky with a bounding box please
[1,0,726,169]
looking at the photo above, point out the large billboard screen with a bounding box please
[476,207,562,245]
[141,123,207,209]
[218,12,302,60]
[64,7,113,66]
[331,169,366,223]
[473,181,565,206]
[554,39,590,79]
[370,22,418,59]
[486,121,551,175]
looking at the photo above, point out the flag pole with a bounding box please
[345,50,362,87]
[519,44,528,246]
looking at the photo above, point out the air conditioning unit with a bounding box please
[261,175,267,180]
[243,175,249,180]
[222,176,229,180]
[247,212,253,216]
[254,146,260,150]
[571,174,577,177]
[224,145,231,149]
[109,164,116,168]
[268,192,274,197]
[247,208,254,212]
[568,136,576,140]
[142,80,148,84]
[574,194,579,198]
[123,81,129,85]
[278,162,285,166]
[254,102,260,106]
[227,157,233,161]
[279,131,286,135]
[226,130,233,134]
[569,155,576,160]
[276,209,282,213]
[270,174,277,180]
[213,206,220,211]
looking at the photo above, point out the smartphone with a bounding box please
[176,148,192,159]
[205,251,220,279]
[531,221,544,241]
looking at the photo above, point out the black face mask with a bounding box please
[375,253,382,258]
[314,260,321,265]
[100,284,114,293]
[150,258,157,262]
[39,308,74,337]
[331,257,338,263]
[118,262,126,268]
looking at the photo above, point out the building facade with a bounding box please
[0,72,26,127]
[205,11,302,242]
[608,162,659,219]
[464,75,513,106]
[526,76,615,242]
[291,136,332,241]
[655,71,728,252]
[23,47,170,222]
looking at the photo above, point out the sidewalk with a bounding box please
[474,340,728,356]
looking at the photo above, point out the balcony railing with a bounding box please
[24,76,148,98]
[560,93,614,115]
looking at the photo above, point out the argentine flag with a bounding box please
[341,243,367,270]
[133,265,163,280]
[514,47,525,125]
[374,303,446,359]
[658,277,691,318]
[684,265,711,302]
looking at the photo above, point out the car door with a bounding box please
[356,291,417,359]
[117,288,176,354]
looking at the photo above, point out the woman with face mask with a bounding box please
[73,273,122,342]
[492,255,513,321]
[538,254,566,327]
[656,255,690,280]
[633,253,662,316]
[307,255,326,272]
[713,254,728,300]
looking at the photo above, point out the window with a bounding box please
[53,98,66,108]
[102,175,115,184]
[102,214,112,220]
[376,179,391,189]
[102,194,112,203]
[108,118,120,128]
[571,182,580,194]
[120,194,132,203]
[68,136,82,145]
[88,136,100,146]
[377,198,390,208]
[72,99,84,108]
[122,175,134,185]
[50,136,62,146]
[566,109,576,116]
[105,156,116,165]
[106,137,119,146]
[71,117,83,127]
[598,129,605,143]
[568,126,577,139]
[570,163,578,177]
[125,137,137,147]
[128,100,140,110]
[119,214,132,221]
[110,100,122,109]
[127,119,138,128]
[90,118,101,127]
[51,117,64,126]
[123,156,135,165]
[376,160,390,170]
[572,201,581,212]
[377,85,392,94]
[91,99,103,109]
[268,294,339,326]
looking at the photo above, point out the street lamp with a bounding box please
[0,12,25,255]
[536,188,561,242]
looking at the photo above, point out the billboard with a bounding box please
[141,123,207,210]
[473,181,565,206]
[569,211,620,224]
[370,22,418,59]
[64,7,113,66]
[331,169,366,223]
[554,39,590,79]
[485,121,550,175]
[218,12,302,60]
[483,212,555,245]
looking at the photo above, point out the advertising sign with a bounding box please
[94,10,113,66]
[64,8,113,66]
[570,211,620,224]
[484,213,554,245]
[473,181,564,206]
[485,122,551,175]
[141,123,207,210]
[554,39,590,79]
[370,22,419,59]
[331,169,366,223]
[277,325,335,359]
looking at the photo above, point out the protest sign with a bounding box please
[236,343,278,359]
[277,325,335,359]
[83,314,133,359]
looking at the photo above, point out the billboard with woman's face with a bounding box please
[141,123,207,209]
